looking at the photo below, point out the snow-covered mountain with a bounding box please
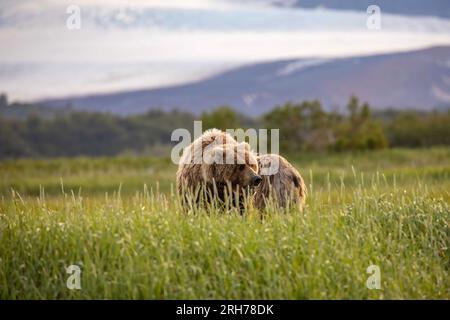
[266,0,450,19]
[40,46,450,115]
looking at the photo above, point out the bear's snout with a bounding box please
[251,175,262,186]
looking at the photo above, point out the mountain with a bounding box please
[40,46,450,116]
[274,0,450,19]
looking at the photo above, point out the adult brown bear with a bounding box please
[176,129,261,211]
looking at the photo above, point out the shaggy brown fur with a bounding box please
[176,129,260,210]
[253,154,306,211]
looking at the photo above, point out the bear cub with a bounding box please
[253,154,306,211]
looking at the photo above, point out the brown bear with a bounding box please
[176,129,261,211]
[253,154,306,212]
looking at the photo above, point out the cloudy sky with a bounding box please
[1,0,450,101]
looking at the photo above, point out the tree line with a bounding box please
[0,95,449,159]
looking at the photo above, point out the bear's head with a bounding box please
[202,142,261,189]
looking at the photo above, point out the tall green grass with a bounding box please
[0,148,449,299]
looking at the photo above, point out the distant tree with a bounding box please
[263,102,304,152]
[0,93,7,108]
[201,106,240,131]
[422,111,450,146]
[2,97,450,160]
[386,110,450,147]
[263,100,337,152]
[385,111,423,147]
[0,117,33,158]
[332,96,388,151]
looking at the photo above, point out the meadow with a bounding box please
[0,148,449,299]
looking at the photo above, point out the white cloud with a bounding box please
[0,0,246,11]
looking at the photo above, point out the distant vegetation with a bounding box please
[1,93,449,159]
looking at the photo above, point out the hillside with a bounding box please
[40,47,450,116]
[285,0,450,19]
